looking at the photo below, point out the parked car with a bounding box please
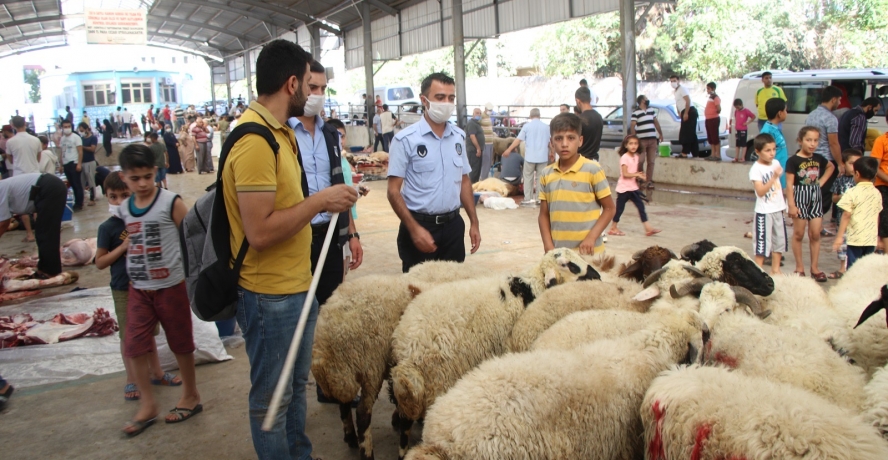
[348,85,421,119]
[600,100,728,155]
[196,100,228,116]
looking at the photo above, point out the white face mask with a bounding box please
[424,98,454,124]
[303,94,325,118]
[63,128,72,135]
[108,204,121,217]
[670,81,680,89]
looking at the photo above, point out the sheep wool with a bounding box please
[829,253,888,376]
[530,309,652,351]
[508,280,648,352]
[863,362,888,439]
[642,366,888,460]
[404,309,706,460]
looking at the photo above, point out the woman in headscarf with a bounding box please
[177,124,196,172]
[163,126,184,174]
[101,119,114,157]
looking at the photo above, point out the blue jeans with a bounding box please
[846,245,875,270]
[236,288,319,460]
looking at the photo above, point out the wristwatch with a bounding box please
[348,232,360,240]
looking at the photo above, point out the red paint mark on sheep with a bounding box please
[714,352,739,368]
[649,400,666,460]
[691,423,712,460]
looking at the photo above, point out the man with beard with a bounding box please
[805,85,844,229]
[221,40,358,459]
[839,97,882,152]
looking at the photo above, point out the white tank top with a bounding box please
[120,189,185,290]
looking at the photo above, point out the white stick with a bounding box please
[262,212,340,432]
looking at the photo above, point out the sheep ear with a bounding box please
[855,286,888,329]
[578,265,601,281]
[543,268,559,288]
[407,284,423,298]
[633,285,661,301]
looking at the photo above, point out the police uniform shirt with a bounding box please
[388,116,471,215]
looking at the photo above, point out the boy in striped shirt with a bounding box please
[539,113,616,255]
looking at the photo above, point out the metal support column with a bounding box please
[244,50,254,102]
[210,66,217,109]
[452,0,467,128]
[310,25,322,61]
[620,0,636,132]
[362,1,375,122]
[224,57,232,107]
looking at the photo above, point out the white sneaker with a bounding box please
[520,200,536,207]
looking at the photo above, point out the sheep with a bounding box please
[310,260,492,460]
[694,245,775,296]
[642,366,888,460]
[757,274,855,361]
[829,253,888,376]
[678,239,718,264]
[507,279,649,352]
[529,309,652,351]
[863,361,888,439]
[389,249,599,455]
[402,308,707,460]
[618,245,678,283]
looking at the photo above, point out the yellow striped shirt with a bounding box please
[539,156,612,253]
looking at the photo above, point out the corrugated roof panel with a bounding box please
[344,27,363,69]
[399,0,442,59]
[498,0,570,34]
[572,0,621,17]
[296,25,311,49]
[463,0,496,39]
[372,14,400,60]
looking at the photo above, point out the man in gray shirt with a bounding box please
[0,173,67,278]
[465,107,486,183]
[805,85,843,223]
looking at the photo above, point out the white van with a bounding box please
[730,69,888,158]
[348,85,420,120]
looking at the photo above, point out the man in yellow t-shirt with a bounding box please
[221,39,357,459]
[755,71,787,130]
[834,157,882,269]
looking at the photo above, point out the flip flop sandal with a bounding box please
[812,272,828,283]
[124,383,140,401]
[166,404,203,424]
[607,229,625,236]
[793,271,806,277]
[151,372,182,386]
[646,229,662,237]
[123,417,156,437]
[828,271,844,280]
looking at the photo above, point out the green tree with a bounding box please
[23,69,42,103]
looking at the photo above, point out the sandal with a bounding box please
[646,229,661,237]
[828,271,844,280]
[21,236,35,243]
[607,229,626,236]
[165,404,203,424]
[811,272,827,283]
[793,271,806,277]
[123,417,156,437]
[124,383,140,401]
[151,372,182,386]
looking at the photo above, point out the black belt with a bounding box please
[410,210,459,225]
[311,222,330,235]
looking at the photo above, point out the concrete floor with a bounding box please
[0,145,845,459]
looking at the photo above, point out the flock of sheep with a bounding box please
[309,242,888,459]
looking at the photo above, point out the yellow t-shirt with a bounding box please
[222,101,312,294]
[539,156,612,254]
[837,181,883,247]
[755,85,787,120]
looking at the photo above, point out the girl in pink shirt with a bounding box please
[608,135,661,237]
[733,99,757,163]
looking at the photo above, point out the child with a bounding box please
[749,133,787,274]
[117,144,201,436]
[147,132,169,190]
[732,99,756,163]
[95,172,181,403]
[36,135,59,174]
[833,156,883,269]
[327,118,369,278]
[785,126,835,282]
[608,135,660,237]
[539,113,616,255]
[829,149,863,279]
[759,98,789,189]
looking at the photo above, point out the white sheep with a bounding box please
[642,366,888,460]
[829,253,888,376]
[403,308,707,460]
[390,248,599,456]
[759,274,855,360]
[863,362,888,439]
[310,260,491,459]
[507,278,649,352]
[529,309,652,351]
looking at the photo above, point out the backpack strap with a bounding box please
[213,120,280,270]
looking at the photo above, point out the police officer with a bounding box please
[387,72,481,272]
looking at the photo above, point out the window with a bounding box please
[161,82,177,103]
[172,57,176,64]
[387,87,415,101]
[872,82,888,116]
[121,82,152,104]
[775,81,826,114]
[151,57,155,64]
[184,56,188,64]
[141,57,146,62]
[83,83,116,106]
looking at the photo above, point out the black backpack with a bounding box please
[181,122,279,321]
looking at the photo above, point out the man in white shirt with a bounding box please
[380,104,397,151]
[501,108,552,206]
[670,75,698,158]
[6,116,41,176]
[59,119,84,211]
[579,79,599,106]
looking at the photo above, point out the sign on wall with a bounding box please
[85,9,147,45]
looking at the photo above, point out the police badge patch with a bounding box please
[417,145,428,158]
[456,143,463,156]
